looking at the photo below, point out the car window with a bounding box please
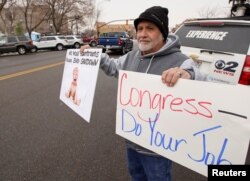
[58,36,66,40]
[7,36,18,43]
[47,37,56,41]
[99,33,108,37]
[108,32,115,37]
[18,36,29,41]
[175,23,250,54]
[66,37,74,40]
[40,37,47,41]
[0,36,7,43]
[117,32,125,37]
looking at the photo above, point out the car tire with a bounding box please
[74,42,80,49]
[56,44,63,51]
[121,47,126,55]
[90,41,97,47]
[30,47,37,53]
[17,46,27,55]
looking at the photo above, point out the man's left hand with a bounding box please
[161,67,191,87]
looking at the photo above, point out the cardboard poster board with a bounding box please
[116,70,250,176]
[60,49,102,122]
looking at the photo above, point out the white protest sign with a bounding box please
[116,70,250,176]
[60,49,102,122]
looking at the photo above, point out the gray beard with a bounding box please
[138,34,163,52]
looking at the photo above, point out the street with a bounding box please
[0,50,248,181]
[0,50,130,181]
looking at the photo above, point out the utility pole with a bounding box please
[75,15,80,35]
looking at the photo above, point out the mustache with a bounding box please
[138,39,151,43]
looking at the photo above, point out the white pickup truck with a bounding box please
[175,16,250,85]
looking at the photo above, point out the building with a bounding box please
[96,22,135,37]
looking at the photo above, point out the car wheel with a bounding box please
[30,47,37,53]
[74,43,80,49]
[90,41,97,47]
[121,47,126,55]
[17,46,27,55]
[56,44,63,51]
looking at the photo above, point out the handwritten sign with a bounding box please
[60,49,102,122]
[116,70,250,176]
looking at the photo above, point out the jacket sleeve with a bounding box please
[99,53,127,78]
[180,58,207,81]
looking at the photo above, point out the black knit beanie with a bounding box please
[134,6,169,40]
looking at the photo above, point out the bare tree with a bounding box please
[85,0,110,37]
[77,1,94,34]
[0,0,8,12]
[198,6,221,18]
[45,0,94,34]
[17,0,51,38]
[0,0,16,34]
[82,0,96,35]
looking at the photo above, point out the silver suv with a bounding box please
[175,16,250,85]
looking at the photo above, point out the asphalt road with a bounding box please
[0,50,130,181]
[0,50,249,181]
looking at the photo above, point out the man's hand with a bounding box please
[161,67,191,87]
[80,44,90,54]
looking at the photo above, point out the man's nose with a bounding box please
[138,29,147,37]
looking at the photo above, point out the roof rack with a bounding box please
[197,16,250,21]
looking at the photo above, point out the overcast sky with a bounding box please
[96,0,231,27]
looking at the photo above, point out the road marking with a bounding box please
[0,61,64,81]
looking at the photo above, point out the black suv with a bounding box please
[0,35,36,55]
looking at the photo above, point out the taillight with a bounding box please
[239,55,250,85]
[199,22,224,27]
[118,38,123,45]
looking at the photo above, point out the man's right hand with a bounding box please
[80,44,90,54]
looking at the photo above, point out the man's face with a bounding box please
[136,21,164,55]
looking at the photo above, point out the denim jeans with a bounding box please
[126,147,172,181]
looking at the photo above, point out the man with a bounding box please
[81,6,202,181]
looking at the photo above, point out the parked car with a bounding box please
[175,15,250,85]
[65,35,83,48]
[32,35,68,51]
[0,35,36,55]
[97,31,133,54]
[82,36,98,47]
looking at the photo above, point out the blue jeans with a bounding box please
[126,147,172,181]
